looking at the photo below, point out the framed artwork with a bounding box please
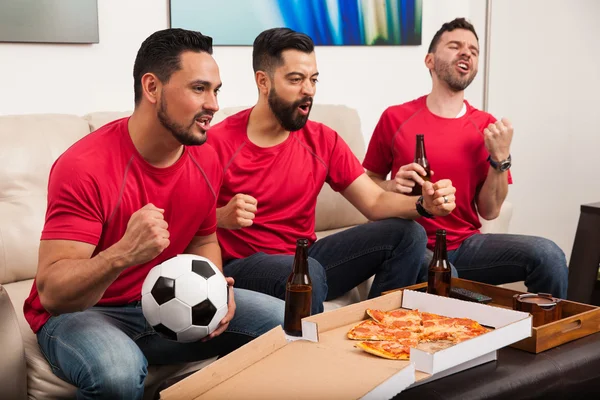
[169,0,422,46]
[0,0,98,44]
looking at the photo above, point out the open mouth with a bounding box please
[195,115,213,131]
[457,61,470,73]
[297,102,311,116]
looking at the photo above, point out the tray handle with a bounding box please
[560,319,582,334]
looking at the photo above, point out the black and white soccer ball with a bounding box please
[141,254,229,342]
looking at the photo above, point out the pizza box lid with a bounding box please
[160,289,416,399]
[161,288,531,398]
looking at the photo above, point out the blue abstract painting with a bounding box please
[170,0,422,46]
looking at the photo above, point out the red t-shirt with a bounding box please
[24,118,222,333]
[363,96,511,250]
[209,108,364,261]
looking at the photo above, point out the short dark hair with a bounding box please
[428,18,478,53]
[252,28,314,75]
[133,28,213,105]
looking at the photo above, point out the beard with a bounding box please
[268,86,312,132]
[157,94,209,146]
[434,55,477,92]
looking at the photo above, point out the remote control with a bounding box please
[449,287,492,304]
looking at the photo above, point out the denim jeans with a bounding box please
[224,218,427,314]
[418,233,568,298]
[36,288,284,400]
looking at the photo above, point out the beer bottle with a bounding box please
[427,229,451,297]
[284,238,312,336]
[410,134,431,196]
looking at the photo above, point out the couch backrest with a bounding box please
[0,114,91,285]
[0,105,368,284]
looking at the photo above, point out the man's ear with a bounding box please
[255,71,271,96]
[141,73,161,105]
[424,53,434,71]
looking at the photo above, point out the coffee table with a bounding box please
[395,331,600,399]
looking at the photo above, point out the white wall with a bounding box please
[0,0,168,116]
[487,0,600,259]
[0,0,482,137]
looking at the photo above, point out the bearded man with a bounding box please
[209,28,458,313]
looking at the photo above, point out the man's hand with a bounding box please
[422,180,456,217]
[113,203,170,267]
[204,277,236,340]
[387,163,433,194]
[217,194,257,229]
[484,118,513,162]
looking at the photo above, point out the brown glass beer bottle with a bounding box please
[410,134,431,196]
[427,229,451,297]
[284,238,312,336]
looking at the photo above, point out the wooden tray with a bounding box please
[384,278,600,353]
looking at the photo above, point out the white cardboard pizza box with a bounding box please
[161,289,530,399]
[301,289,531,376]
[160,325,415,400]
[160,289,419,399]
[399,289,532,375]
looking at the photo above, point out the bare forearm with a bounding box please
[477,167,509,220]
[216,207,226,229]
[365,191,420,220]
[37,247,128,315]
[185,235,223,271]
[370,175,392,191]
[343,174,421,221]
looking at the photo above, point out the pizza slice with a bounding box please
[448,318,491,343]
[354,339,419,360]
[347,320,420,341]
[366,308,422,332]
[420,313,490,343]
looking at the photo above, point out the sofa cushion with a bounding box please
[0,284,27,399]
[0,114,92,285]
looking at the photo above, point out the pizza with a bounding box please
[350,308,491,360]
[366,308,422,332]
[347,320,420,341]
[354,339,419,360]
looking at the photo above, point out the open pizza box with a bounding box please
[161,289,531,399]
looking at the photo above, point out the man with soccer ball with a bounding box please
[23,29,284,399]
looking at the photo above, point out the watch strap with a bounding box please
[416,196,434,219]
[487,154,511,170]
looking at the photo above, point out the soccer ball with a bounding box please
[141,254,229,342]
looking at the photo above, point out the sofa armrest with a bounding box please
[0,284,28,400]
[480,201,513,234]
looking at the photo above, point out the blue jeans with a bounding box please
[37,288,284,400]
[418,233,568,298]
[224,218,427,314]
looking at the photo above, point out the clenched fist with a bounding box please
[217,194,257,229]
[116,203,170,266]
[421,180,456,217]
[484,118,513,162]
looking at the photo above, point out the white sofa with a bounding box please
[0,105,512,399]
